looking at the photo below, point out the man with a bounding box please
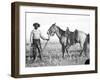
[30,23,50,61]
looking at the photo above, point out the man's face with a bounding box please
[35,24,39,28]
[34,26,38,29]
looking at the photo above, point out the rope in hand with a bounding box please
[42,40,49,52]
[42,35,50,53]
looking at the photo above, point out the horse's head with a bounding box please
[47,23,57,36]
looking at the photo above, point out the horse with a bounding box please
[47,23,70,58]
[47,23,90,58]
[66,27,90,57]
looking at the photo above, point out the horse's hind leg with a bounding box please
[79,43,84,57]
[80,42,88,57]
[79,49,83,57]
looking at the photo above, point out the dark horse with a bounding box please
[47,23,70,58]
[47,23,90,58]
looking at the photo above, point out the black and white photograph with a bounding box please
[11,2,97,78]
[26,12,90,67]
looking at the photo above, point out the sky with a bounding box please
[26,12,90,43]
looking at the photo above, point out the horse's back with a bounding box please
[77,31,87,43]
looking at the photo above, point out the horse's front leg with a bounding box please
[62,44,65,59]
[66,45,70,57]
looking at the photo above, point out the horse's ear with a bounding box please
[54,23,56,25]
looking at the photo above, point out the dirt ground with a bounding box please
[26,41,90,67]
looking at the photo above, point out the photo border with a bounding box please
[11,2,98,78]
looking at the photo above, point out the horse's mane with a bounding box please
[56,26,65,35]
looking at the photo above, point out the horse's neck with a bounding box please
[55,26,62,39]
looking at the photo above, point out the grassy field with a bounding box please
[26,41,90,67]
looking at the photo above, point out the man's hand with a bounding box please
[46,39,49,41]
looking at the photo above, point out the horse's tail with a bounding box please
[86,34,90,44]
[83,33,90,55]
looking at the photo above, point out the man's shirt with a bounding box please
[30,29,48,43]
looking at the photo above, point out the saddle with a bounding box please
[66,29,78,45]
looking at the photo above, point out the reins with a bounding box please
[42,36,50,53]
[42,40,49,52]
